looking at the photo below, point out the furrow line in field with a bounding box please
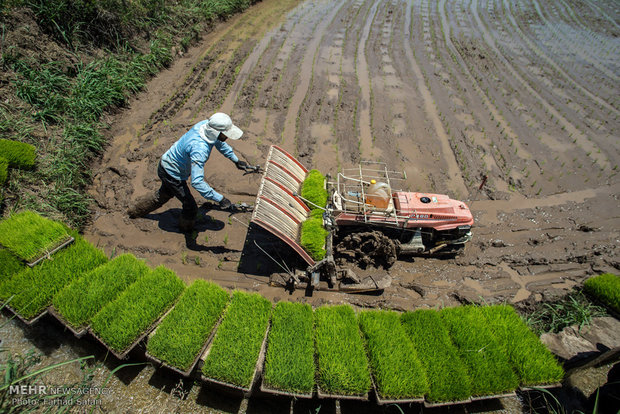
[582,0,620,32]
[402,0,467,198]
[355,0,381,160]
[281,0,346,148]
[501,0,618,116]
[472,0,609,170]
[530,0,619,83]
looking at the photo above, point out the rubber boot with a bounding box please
[178,216,195,233]
[127,192,163,218]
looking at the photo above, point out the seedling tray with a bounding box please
[316,387,368,401]
[90,301,177,360]
[27,236,75,267]
[47,306,89,338]
[371,376,424,405]
[423,397,472,408]
[469,390,517,401]
[3,304,47,325]
[145,316,224,377]
[259,382,314,399]
[200,327,269,396]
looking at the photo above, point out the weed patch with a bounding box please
[401,309,472,403]
[202,291,271,388]
[314,305,371,396]
[0,233,107,320]
[584,273,620,313]
[523,291,607,335]
[359,310,429,399]
[0,210,70,262]
[53,253,151,330]
[441,306,519,397]
[147,280,229,372]
[90,266,185,353]
[263,302,314,394]
[481,305,563,386]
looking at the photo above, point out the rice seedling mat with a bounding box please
[423,397,472,408]
[27,236,75,267]
[370,376,424,405]
[47,306,89,338]
[145,315,225,377]
[259,382,314,399]
[200,327,269,396]
[89,299,179,360]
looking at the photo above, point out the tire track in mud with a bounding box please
[501,0,619,117]
[402,1,467,198]
[472,0,609,170]
[582,0,620,32]
[281,0,346,151]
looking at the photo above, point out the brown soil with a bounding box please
[85,0,619,314]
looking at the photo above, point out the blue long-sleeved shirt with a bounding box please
[160,120,239,202]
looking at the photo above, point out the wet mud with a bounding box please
[3,0,618,412]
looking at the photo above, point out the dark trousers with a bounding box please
[157,161,198,220]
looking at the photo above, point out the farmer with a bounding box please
[127,112,249,232]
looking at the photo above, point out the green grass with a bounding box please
[202,291,271,388]
[90,266,185,353]
[584,273,620,313]
[358,310,429,399]
[441,306,519,397]
[480,305,564,386]
[0,233,107,320]
[401,309,472,403]
[0,210,70,262]
[0,249,23,285]
[146,280,229,372]
[52,253,151,330]
[300,217,328,261]
[1,0,257,228]
[0,157,7,186]
[524,291,607,335]
[314,305,371,396]
[263,302,314,394]
[301,169,328,210]
[0,139,36,169]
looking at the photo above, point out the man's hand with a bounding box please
[219,197,232,210]
[235,160,249,170]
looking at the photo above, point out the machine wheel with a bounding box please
[335,231,399,269]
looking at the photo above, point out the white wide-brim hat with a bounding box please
[200,112,244,144]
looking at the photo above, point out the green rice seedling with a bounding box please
[300,217,328,261]
[0,233,107,320]
[52,253,151,330]
[584,273,620,313]
[202,291,271,388]
[480,305,563,386]
[146,280,229,372]
[264,302,314,394]
[441,306,519,397]
[90,266,185,353]
[301,169,328,210]
[314,305,371,396]
[359,310,429,399]
[0,139,36,169]
[0,157,7,186]
[0,210,70,262]
[401,310,472,403]
[0,249,24,285]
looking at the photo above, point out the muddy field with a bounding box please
[3,0,619,412]
[85,0,619,312]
